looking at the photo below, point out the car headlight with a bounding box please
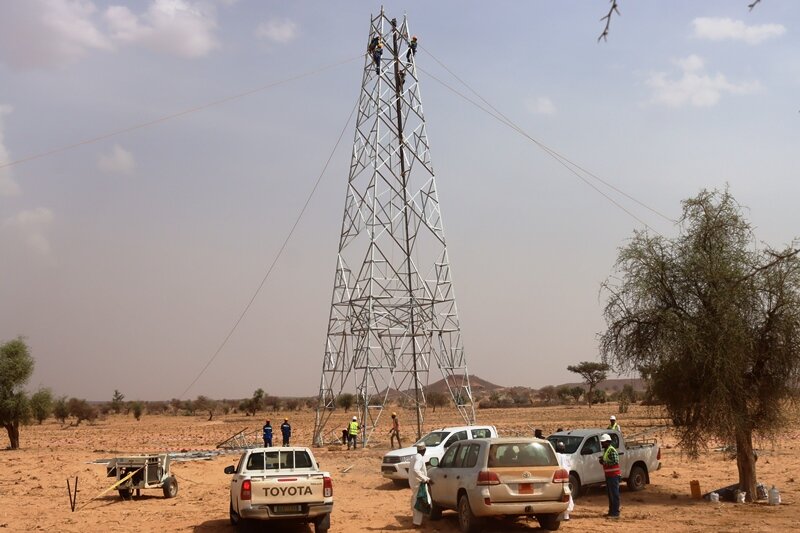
[401,455,415,463]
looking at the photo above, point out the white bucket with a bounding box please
[709,492,720,503]
[768,486,781,506]
[736,491,746,504]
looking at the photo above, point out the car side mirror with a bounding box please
[224,465,236,474]
[428,458,439,467]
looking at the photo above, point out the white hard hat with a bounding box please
[416,442,426,450]
[352,416,357,421]
[600,433,612,443]
[610,415,616,421]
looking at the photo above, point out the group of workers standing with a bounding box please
[261,418,292,447]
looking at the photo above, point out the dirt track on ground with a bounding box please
[1,404,797,532]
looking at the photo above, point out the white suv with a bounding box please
[381,425,497,486]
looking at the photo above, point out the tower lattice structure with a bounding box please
[312,10,475,447]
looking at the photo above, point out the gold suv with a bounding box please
[428,437,570,532]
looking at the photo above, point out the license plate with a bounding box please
[519,483,533,494]
[274,504,302,513]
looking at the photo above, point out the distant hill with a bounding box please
[425,375,502,394]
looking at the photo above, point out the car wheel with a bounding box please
[458,494,480,533]
[314,513,330,533]
[118,488,132,500]
[229,501,241,526]
[392,479,408,488]
[537,513,561,531]
[627,465,647,492]
[568,473,582,499]
[429,500,443,521]
[162,476,178,498]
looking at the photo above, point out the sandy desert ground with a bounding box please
[1,403,798,532]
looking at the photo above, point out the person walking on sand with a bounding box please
[409,443,430,528]
[556,441,575,520]
[262,419,273,447]
[599,433,621,518]
[280,418,292,447]
[388,412,402,449]
[347,416,360,450]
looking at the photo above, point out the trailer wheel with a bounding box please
[162,476,178,498]
[118,488,133,500]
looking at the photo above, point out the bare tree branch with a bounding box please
[748,0,762,11]
[598,0,621,42]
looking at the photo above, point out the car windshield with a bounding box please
[416,431,449,447]
[488,442,557,467]
[547,435,584,455]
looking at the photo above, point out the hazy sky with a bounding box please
[1,1,798,401]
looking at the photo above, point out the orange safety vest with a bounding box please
[602,445,621,477]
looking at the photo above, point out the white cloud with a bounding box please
[97,144,135,175]
[524,96,557,116]
[0,105,21,197]
[4,207,55,255]
[255,19,298,44]
[0,0,111,69]
[646,55,761,108]
[106,0,219,58]
[692,17,786,45]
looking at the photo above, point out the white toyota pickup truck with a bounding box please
[224,447,333,532]
[547,428,661,498]
[381,425,498,486]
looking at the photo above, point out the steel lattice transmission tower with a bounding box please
[312,10,475,447]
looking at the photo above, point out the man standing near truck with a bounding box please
[599,433,621,518]
[388,412,402,448]
[281,418,292,447]
[409,443,430,527]
[607,415,621,432]
[262,419,273,447]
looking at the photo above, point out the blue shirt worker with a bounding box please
[262,419,273,447]
[599,433,621,518]
[281,418,292,447]
[372,43,383,75]
[406,35,418,62]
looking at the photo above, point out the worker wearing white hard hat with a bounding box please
[599,433,621,518]
[607,415,621,432]
[347,416,360,450]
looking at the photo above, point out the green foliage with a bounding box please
[194,395,216,420]
[567,361,609,406]
[285,398,300,411]
[600,189,800,499]
[569,387,584,403]
[53,396,69,423]
[67,398,98,425]
[538,385,558,405]
[30,388,54,424]
[617,384,637,413]
[131,401,144,421]
[0,337,35,449]
[111,390,125,414]
[556,386,573,404]
[336,393,355,412]
[427,391,448,412]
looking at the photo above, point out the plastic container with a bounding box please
[736,490,746,504]
[756,483,768,501]
[690,480,702,499]
[768,485,781,506]
[709,492,720,503]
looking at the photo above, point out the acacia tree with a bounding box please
[567,362,609,406]
[0,338,34,449]
[30,388,53,424]
[600,189,800,501]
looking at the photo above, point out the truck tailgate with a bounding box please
[250,473,326,506]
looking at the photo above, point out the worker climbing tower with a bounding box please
[312,10,476,447]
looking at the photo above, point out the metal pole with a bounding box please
[391,18,422,441]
